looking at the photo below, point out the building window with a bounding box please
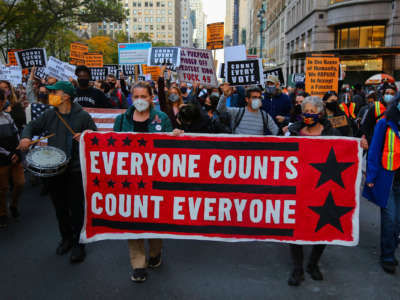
[335,25,385,49]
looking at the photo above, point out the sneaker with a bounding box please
[56,239,73,256]
[10,206,20,219]
[148,254,162,268]
[381,261,396,274]
[288,269,304,286]
[131,268,147,283]
[0,215,8,228]
[70,244,86,263]
[306,264,323,281]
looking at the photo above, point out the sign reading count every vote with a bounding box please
[79,132,362,246]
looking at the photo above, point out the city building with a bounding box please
[286,0,400,84]
[238,0,249,46]
[190,0,207,49]
[246,0,266,57]
[181,0,194,47]
[225,0,234,46]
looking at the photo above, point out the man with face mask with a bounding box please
[218,83,278,135]
[74,66,112,108]
[106,74,129,109]
[18,81,97,263]
[360,85,398,150]
[262,75,292,127]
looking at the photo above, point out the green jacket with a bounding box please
[113,106,173,133]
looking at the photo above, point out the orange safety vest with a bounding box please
[374,101,386,123]
[339,102,356,119]
[382,126,400,171]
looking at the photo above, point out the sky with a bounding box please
[202,0,226,24]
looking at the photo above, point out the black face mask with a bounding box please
[294,104,302,115]
[325,101,339,112]
[78,79,90,88]
[38,92,48,101]
[204,104,213,111]
[109,82,116,89]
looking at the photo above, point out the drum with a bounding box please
[25,146,69,177]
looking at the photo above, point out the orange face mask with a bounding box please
[48,94,63,107]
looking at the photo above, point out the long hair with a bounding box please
[0,80,18,106]
[167,86,184,107]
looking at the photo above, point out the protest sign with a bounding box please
[227,59,264,86]
[119,43,152,65]
[288,73,305,87]
[80,132,361,245]
[219,63,225,79]
[138,75,146,81]
[104,64,120,79]
[34,67,48,80]
[7,49,20,66]
[207,22,224,50]
[122,64,137,76]
[0,65,22,86]
[70,58,85,66]
[142,65,161,81]
[305,55,339,98]
[90,67,108,81]
[46,57,77,81]
[264,68,285,86]
[70,42,89,62]
[84,52,103,68]
[224,45,247,78]
[178,48,218,87]
[15,48,47,68]
[147,47,181,68]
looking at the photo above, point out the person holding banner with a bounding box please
[18,81,97,263]
[218,83,278,136]
[113,81,172,283]
[364,93,400,274]
[287,96,340,286]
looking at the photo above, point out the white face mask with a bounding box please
[133,98,150,112]
[251,98,262,110]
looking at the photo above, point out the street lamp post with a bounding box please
[257,3,266,59]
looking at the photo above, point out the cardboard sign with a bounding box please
[118,43,152,65]
[264,68,285,86]
[70,42,89,61]
[84,52,104,68]
[178,48,218,87]
[15,48,47,68]
[227,59,264,86]
[142,65,161,81]
[46,56,77,81]
[90,67,108,81]
[305,55,339,98]
[80,132,361,245]
[0,65,22,86]
[7,49,20,66]
[104,64,120,79]
[207,22,225,50]
[147,47,181,68]
[329,115,349,128]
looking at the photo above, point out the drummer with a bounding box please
[17,81,97,263]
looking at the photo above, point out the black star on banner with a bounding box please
[122,180,132,189]
[107,136,117,146]
[310,148,354,188]
[122,137,132,146]
[91,136,99,146]
[308,192,354,233]
[107,180,115,188]
[138,138,147,147]
[138,180,146,189]
[93,177,100,187]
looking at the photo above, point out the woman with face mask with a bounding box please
[0,80,26,133]
[286,96,340,286]
[323,91,353,137]
[113,81,172,283]
[157,65,184,129]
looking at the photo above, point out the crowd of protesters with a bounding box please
[1,64,400,286]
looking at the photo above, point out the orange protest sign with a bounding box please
[84,52,103,68]
[70,58,85,66]
[70,42,89,64]
[142,65,161,80]
[207,22,224,50]
[305,55,339,98]
[7,49,21,66]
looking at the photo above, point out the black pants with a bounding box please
[290,245,326,270]
[44,171,84,245]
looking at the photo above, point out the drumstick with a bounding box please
[29,134,56,145]
[55,111,77,136]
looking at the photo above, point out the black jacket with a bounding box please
[288,118,341,136]
[0,111,20,166]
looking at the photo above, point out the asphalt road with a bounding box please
[1,180,399,300]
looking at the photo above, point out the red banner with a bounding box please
[80,132,362,246]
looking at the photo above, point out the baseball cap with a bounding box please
[46,81,75,97]
[266,75,279,84]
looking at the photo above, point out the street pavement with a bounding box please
[1,180,400,300]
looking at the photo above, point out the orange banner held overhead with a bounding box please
[7,49,21,66]
[142,64,161,80]
[305,55,340,98]
[70,42,89,64]
[70,58,85,66]
[84,52,103,68]
[207,22,224,50]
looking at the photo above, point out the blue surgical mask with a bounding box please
[384,94,394,104]
[266,86,276,94]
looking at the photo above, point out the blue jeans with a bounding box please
[381,185,400,262]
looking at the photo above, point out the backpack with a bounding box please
[232,108,272,135]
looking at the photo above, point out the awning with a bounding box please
[290,47,400,60]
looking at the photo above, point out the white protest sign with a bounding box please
[0,65,23,86]
[224,45,247,78]
[46,57,77,81]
